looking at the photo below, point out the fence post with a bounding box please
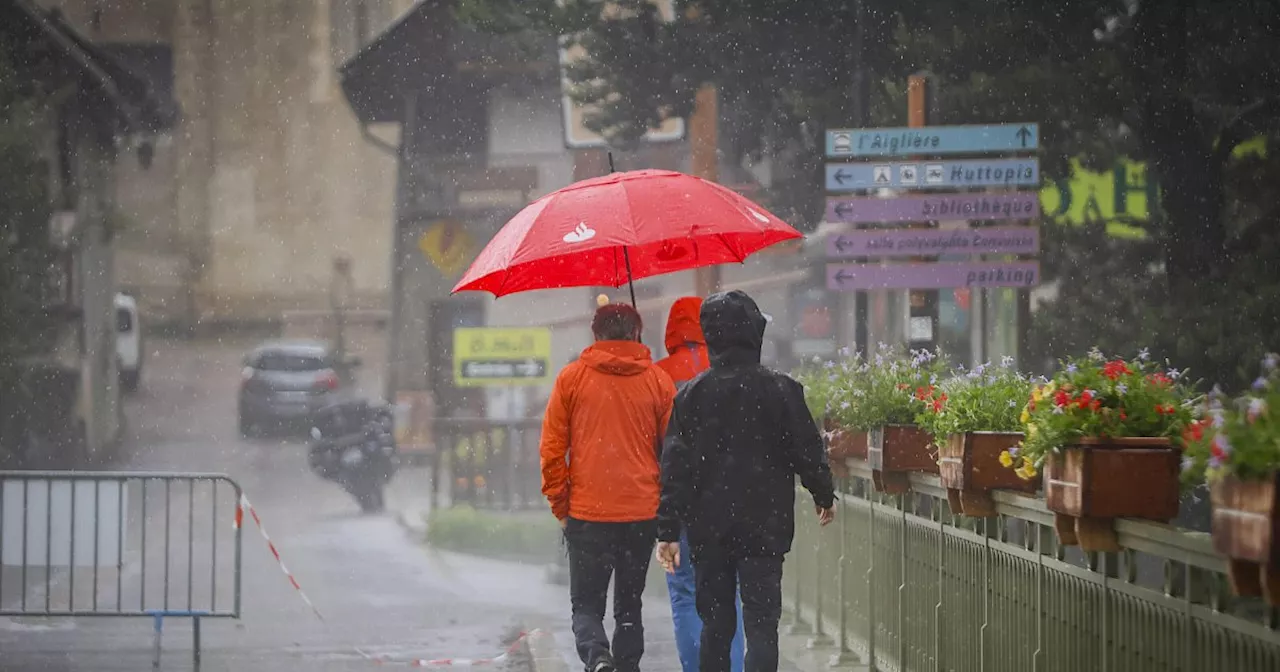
[789,498,812,635]
[866,487,877,671]
[810,514,834,647]
[830,493,857,666]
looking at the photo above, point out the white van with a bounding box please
[115,292,143,392]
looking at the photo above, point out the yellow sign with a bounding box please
[418,220,474,276]
[1038,139,1268,240]
[453,327,553,387]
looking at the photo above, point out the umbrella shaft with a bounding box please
[623,247,637,308]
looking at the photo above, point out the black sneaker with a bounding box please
[589,657,616,672]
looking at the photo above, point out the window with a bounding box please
[116,308,133,333]
[254,353,330,372]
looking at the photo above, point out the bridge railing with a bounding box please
[785,460,1280,672]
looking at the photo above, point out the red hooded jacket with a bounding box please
[655,297,709,384]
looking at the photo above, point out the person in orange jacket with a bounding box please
[654,297,745,672]
[540,302,677,672]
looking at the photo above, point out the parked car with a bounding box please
[238,340,350,438]
[115,292,143,393]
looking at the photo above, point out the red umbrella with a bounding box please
[451,169,802,302]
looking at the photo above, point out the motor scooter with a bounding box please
[308,399,398,513]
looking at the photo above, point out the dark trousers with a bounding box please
[565,518,657,672]
[694,543,785,672]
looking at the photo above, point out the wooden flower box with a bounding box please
[823,418,867,479]
[1043,437,1180,552]
[1210,472,1280,605]
[867,425,937,494]
[939,432,1038,517]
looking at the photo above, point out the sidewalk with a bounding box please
[395,510,844,672]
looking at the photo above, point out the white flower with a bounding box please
[1138,347,1150,361]
[1001,355,1015,368]
[1087,347,1105,362]
[840,401,851,410]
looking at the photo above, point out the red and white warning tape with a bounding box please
[363,629,539,667]
[234,492,326,623]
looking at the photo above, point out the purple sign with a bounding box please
[825,193,1040,224]
[826,227,1039,258]
[826,261,1041,290]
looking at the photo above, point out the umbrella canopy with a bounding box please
[452,169,803,298]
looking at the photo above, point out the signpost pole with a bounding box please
[850,0,870,360]
[906,73,940,353]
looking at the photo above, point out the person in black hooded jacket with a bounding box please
[655,290,836,672]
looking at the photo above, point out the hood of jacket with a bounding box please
[577,340,653,376]
[663,296,706,355]
[700,290,767,367]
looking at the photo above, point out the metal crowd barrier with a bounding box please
[435,418,544,511]
[0,471,243,669]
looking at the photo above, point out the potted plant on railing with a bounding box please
[849,345,950,494]
[916,357,1038,517]
[1183,354,1280,605]
[797,350,869,478]
[1016,348,1199,552]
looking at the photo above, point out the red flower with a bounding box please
[1119,409,1128,421]
[1102,360,1132,380]
[1089,399,1102,412]
[1054,390,1071,407]
[1154,404,1176,415]
[931,399,944,412]
[1147,372,1173,387]
[1182,419,1208,444]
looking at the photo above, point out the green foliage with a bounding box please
[1183,355,1280,486]
[802,345,950,431]
[425,505,563,563]
[1017,350,1201,481]
[914,359,1033,445]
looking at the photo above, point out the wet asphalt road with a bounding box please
[0,337,558,671]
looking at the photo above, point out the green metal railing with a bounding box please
[784,461,1280,672]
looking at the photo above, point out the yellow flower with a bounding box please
[1044,381,1057,394]
[1020,408,1031,424]
[1031,387,1044,403]
[1020,457,1038,478]
[998,451,1015,468]
[1014,465,1030,480]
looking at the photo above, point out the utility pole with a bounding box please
[691,83,721,297]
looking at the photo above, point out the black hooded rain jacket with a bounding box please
[656,290,836,557]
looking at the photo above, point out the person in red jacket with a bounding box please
[654,297,745,672]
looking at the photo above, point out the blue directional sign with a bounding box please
[826,123,1039,158]
[825,159,1040,192]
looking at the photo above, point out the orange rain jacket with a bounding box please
[539,340,678,522]
[655,297,709,385]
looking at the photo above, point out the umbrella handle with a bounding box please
[623,247,638,310]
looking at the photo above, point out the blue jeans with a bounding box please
[667,530,745,672]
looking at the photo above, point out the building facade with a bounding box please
[42,0,416,325]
